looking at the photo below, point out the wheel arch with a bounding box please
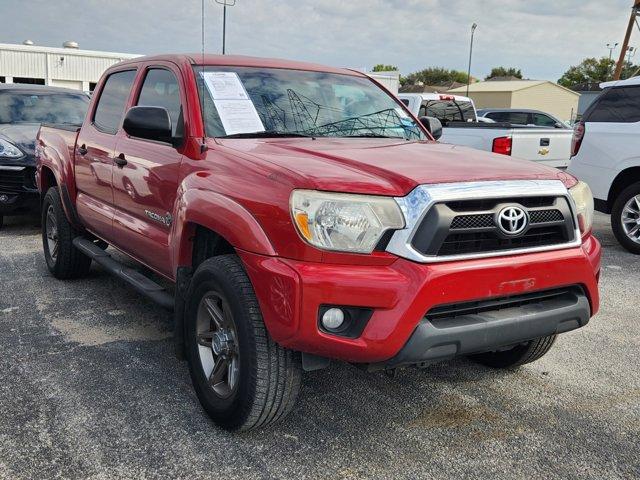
[607,166,640,213]
[39,165,58,193]
[172,188,277,273]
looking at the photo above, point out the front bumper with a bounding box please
[239,234,601,364]
[0,191,39,215]
[0,164,39,215]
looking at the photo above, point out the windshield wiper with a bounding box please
[220,131,314,139]
[343,134,403,139]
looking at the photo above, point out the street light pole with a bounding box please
[215,0,236,55]
[466,23,477,98]
[607,43,619,79]
[607,42,619,62]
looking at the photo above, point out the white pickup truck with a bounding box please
[398,93,573,168]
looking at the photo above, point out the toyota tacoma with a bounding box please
[36,54,601,431]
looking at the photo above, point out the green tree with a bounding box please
[372,64,399,72]
[486,66,523,80]
[558,57,640,87]
[401,67,470,87]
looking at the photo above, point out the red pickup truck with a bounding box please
[36,54,601,431]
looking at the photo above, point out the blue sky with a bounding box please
[1,0,636,80]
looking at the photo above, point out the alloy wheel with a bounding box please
[621,194,640,244]
[196,292,240,399]
[45,204,59,261]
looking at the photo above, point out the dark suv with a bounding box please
[0,84,89,227]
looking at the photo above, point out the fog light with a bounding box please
[0,194,8,203]
[321,308,345,330]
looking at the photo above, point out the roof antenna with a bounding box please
[200,0,208,154]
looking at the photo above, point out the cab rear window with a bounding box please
[419,100,476,124]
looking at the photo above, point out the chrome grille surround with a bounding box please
[386,180,582,263]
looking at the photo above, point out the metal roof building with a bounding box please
[0,41,140,91]
[448,80,580,122]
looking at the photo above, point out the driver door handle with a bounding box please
[114,153,128,168]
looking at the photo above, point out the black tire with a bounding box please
[611,182,640,254]
[42,187,92,279]
[185,254,302,431]
[469,335,557,369]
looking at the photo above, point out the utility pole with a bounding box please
[215,0,236,55]
[466,23,477,97]
[614,0,640,80]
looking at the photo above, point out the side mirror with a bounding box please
[123,106,173,145]
[554,122,564,129]
[419,116,443,140]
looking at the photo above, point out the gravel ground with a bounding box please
[0,212,638,480]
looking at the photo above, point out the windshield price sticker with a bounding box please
[200,72,265,135]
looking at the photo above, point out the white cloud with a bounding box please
[1,0,635,80]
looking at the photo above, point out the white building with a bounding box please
[0,41,140,91]
[366,71,400,95]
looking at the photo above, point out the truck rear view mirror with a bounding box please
[123,106,173,145]
[419,116,443,140]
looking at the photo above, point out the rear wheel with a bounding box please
[469,335,557,368]
[611,182,640,254]
[185,255,302,431]
[42,187,92,279]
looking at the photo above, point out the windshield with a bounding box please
[422,100,476,124]
[0,91,89,125]
[194,66,425,140]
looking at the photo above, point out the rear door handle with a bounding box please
[540,138,550,147]
[114,153,128,168]
[78,144,88,155]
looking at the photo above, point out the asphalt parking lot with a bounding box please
[0,212,638,480]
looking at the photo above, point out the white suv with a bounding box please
[568,76,640,253]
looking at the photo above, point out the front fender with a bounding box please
[172,176,277,269]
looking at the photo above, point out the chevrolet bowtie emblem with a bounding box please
[538,147,550,156]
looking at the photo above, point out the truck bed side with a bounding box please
[36,124,81,223]
[441,123,572,168]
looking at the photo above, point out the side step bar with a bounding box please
[73,237,174,311]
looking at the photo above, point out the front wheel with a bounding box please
[185,255,302,431]
[469,335,557,368]
[611,182,640,254]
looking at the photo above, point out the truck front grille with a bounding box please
[437,225,567,256]
[0,167,36,193]
[410,196,576,258]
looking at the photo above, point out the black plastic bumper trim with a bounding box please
[373,287,590,369]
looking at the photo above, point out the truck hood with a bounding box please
[0,123,38,165]
[219,138,572,196]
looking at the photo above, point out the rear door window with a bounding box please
[532,113,558,127]
[93,70,136,134]
[486,111,530,125]
[584,86,640,123]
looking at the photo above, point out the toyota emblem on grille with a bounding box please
[497,206,528,235]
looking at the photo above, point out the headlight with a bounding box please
[0,139,23,159]
[569,181,594,236]
[290,190,405,253]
